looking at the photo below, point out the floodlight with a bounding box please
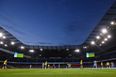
[110,21,115,25]
[96,36,100,39]
[3,36,6,39]
[101,28,108,34]
[101,41,105,44]
[4,44,8,47]
[91,41,95,45]
[29,49,35,53]
[0,41,4,44]
[107,35,111,39]
[83,46,87,49]
[11,41,15,45]
[0,32,3,37]
[75,49,80,53]
[20,46,25,49]
[66,48,69,51]
[104,38,108,41]
[40,48,43,51]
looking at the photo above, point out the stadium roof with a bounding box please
[85,1,116,44]
[0,1,116,51]
[0,26,81,50]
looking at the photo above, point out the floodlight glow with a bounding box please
[104,38,108,41]
[96,36,100,39]
[11,41,15,45]
[40,48,43,51]
[3,36,6,39]
[20,46,25,49]
[110,21,115,25]
[83,46,87,49]
[4,44,8,47]
[0,41,4,44]
[101,41,105,44]
[91,41,95,45]
[75,49,80,53]
[101,28,108,34]
[0,32,3,37]
[29,49,34,53]
[107,35,111,39]
[66,48,69,51]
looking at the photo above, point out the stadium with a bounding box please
[0,0,116,77]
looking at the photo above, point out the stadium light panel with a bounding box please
[66,48,69,51]
[20,46,25,50]
[110,21,115,25]
[101,28,108,34]
[4,44,8,47]
[96,36,100,40]
[0,41,4,44]
[83,46,87,49]
[29,49,35,53]
[104,38,108,41]
[90,41,95,45]
[3,36,6,39]
[0,32,3,37]
[101,41,105,44]
[40,48,43,51]
[75,49,80,53]
[107,35,111,39]
[11,41,15,45]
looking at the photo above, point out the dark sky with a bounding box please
[0,0,115,45]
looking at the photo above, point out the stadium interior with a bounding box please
[0,1,116,69]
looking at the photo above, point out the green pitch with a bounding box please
[0,69,116,77]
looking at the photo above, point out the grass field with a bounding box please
[0,68,116,77]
